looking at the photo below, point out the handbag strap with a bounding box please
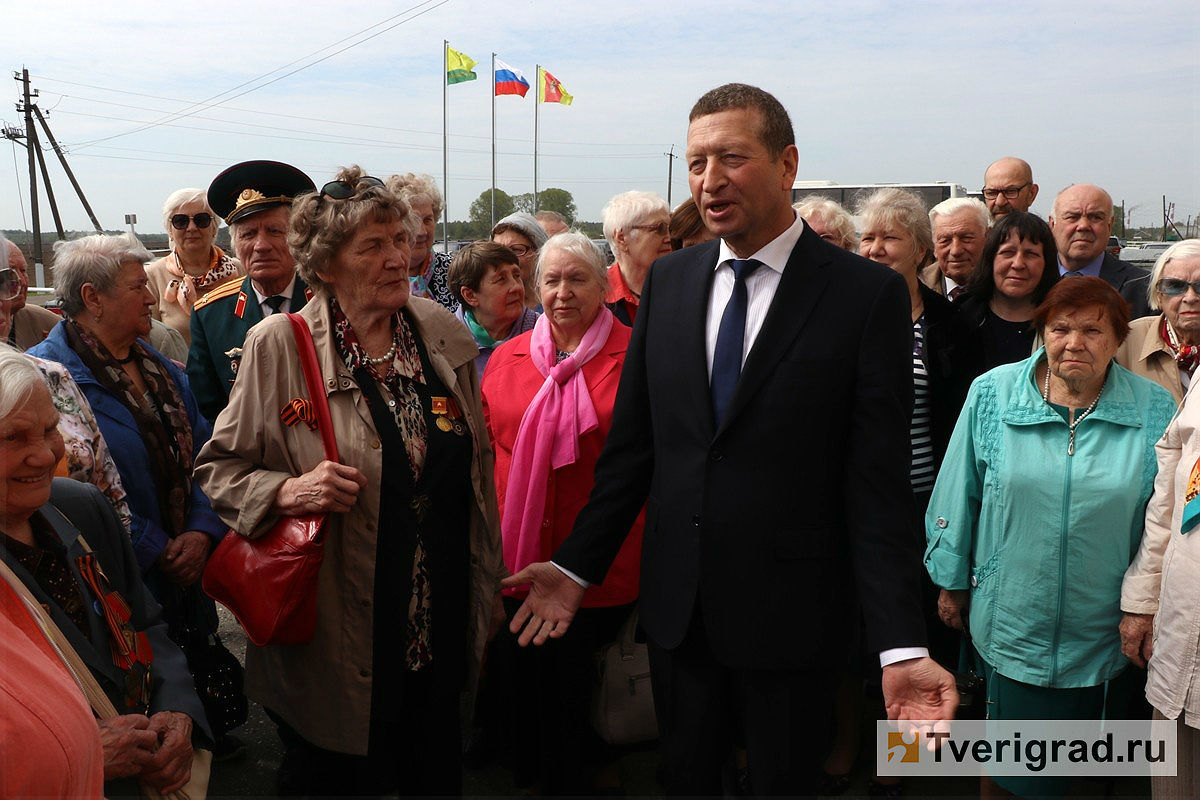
[286,312,339,463]
[0,556,120,719]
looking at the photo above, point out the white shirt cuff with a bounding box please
[879,647,930,668]
[550,561,591,588]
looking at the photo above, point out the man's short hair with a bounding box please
[929,197,991,233]
[534,210,566,226]
[688,83,794,159]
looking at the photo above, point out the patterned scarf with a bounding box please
[64,320,194,539]
[1159,315,1200,374]
[329,298,433,669]
[162,246,240,315]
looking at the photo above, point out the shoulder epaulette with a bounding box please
[193,276,245,311]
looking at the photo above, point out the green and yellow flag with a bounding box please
[447,46,478,85]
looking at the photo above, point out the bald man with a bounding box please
[1049,184,1146,305]
[982,157,1039,219]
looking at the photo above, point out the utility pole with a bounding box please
[1118,200,1125,239]
[1163,196,1169,241]
[665,145,677,206]
[4,68,104,285]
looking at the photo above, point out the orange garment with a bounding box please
[0,578,105,798]
[604,263,639,325]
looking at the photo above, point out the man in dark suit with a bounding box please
[503,83,956,795]
[188,160,315,421]
[1049,183,1146,303]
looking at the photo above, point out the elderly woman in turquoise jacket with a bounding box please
[925,276,1175,798]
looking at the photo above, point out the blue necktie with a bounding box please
[711,258,762,425]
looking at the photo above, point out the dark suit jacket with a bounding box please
[187,274,310,422]
[1120,272,1154,321]
[554,225,927,670]
[1098,252,1148,291]
[0,479,210,737]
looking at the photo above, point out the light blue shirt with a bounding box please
[1058,252,1104,278]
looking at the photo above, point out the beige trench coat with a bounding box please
[194,293,503,755]
[1122,379,1200,729]
[1115,315,1186,406]
[145,252,244,346]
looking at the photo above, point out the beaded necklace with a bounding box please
[1042,364,1105,457]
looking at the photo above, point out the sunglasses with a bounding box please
[1158,278,1200,297]
[170,212,213,230]
[0,267,19,301]
[632,222,670,237]
[320,176,385,200]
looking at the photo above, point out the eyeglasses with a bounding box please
[0,268,20,301]
[981,183,1030,200]
[320,176,385,200]
[632,222,670,237]
[170,212,213,230]
[506,243,534,257]
[1158,278,1200,297]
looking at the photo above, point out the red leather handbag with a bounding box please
[202,313,339,647]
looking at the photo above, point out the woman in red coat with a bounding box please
[482,231,643,794]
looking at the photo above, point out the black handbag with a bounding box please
[168,584,248,737]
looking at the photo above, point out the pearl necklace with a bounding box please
[366,337,398,366]
[1042,364,1105,457]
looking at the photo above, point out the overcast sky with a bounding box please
[1,0,1196,236]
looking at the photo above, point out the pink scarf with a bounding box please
[502,307,615,578]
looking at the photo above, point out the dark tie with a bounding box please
[264,295,287,315]
[948,285,965,302]
[711,258,762,425]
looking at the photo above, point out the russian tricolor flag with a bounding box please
[494,58,530,97]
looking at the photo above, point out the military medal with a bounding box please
[431,396,466,435]
[436,417,454,432]
[233,291,248,319]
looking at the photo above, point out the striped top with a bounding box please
[911,317,935,493]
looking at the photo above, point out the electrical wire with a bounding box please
[67,0,449,151]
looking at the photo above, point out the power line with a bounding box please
[31,76,672,148]
[67,0,449,151]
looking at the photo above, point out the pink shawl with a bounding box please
[502,307,615,577]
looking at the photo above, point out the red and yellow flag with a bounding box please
[538,67,573,105]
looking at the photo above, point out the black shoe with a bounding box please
[819,772,852,796]
[211,733,246,763]
[868,779,904,797]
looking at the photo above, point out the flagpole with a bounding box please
[442,40,449,253]
[491,52,497,230]
[534,65,540,213]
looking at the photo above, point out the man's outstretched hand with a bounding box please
[882,657,958,747]
[501,562,586,646]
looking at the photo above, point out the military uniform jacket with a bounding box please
[187,273,310,423]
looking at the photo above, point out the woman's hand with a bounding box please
[937,589,969,631]
[98,715,159,780]
[160,531,211,585]
[1120,612,1155,668]
[272,460,368,515]
[140,711,193,794]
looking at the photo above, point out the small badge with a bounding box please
[436,416,454,433]
[224,346,244,378]
[234,291,248,319]
[432,397,448,415]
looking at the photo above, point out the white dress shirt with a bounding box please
[251,274,298,316]
[556,215,928,668]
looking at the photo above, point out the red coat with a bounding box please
[482,320,643,608]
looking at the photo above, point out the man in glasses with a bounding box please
[982,157,1039,219]
[4,241,60,350]
[188,160,316,422]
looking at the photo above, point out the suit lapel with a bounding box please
[239,275,264,329]
[715,226,834,438]
[680,243,721,435]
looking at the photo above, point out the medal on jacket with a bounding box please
[431,396,466,435]
[224,346,244,379]
[76,552,154,713]
[234,291,248,319]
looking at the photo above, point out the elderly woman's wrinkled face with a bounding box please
[408,202,437,272]
[859,222,925,278]
[168,198,216,259]
[493,230,537,280]
[1157,257,1200,345]
[0,385,63,524]
[619,212,672,272]
[93,260,154,341]
[324,218,411,317]
[539,249,605,334]
[1044,305,1120,386]
[464,261,524,328]
[992,230,1046,302]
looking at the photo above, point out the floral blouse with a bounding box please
[31,357,134,533]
